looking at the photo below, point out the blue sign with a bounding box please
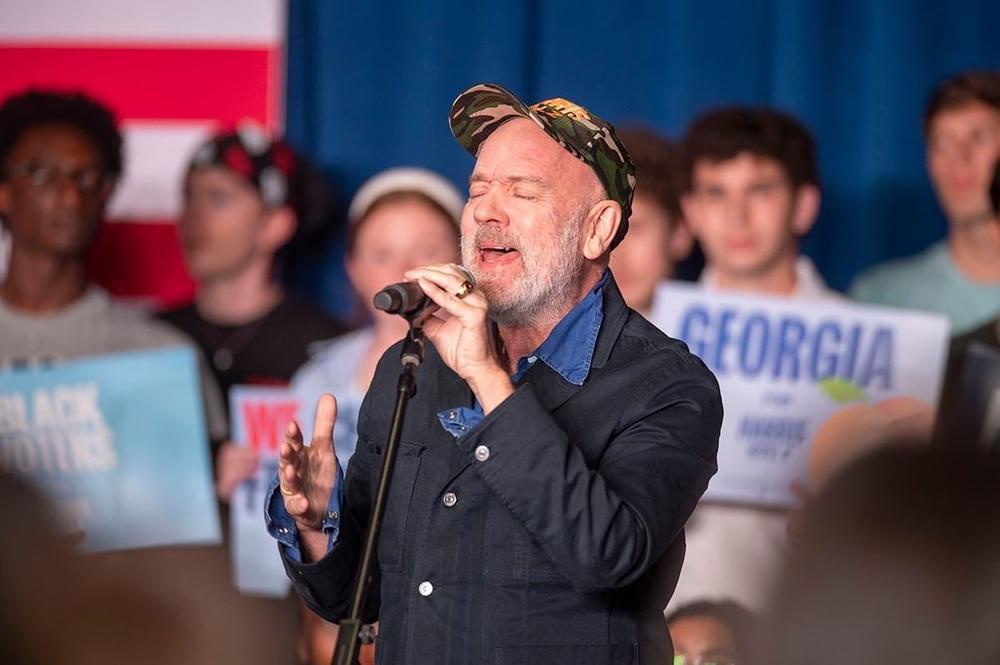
[0,347,221,551]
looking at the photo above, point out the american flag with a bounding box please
[0,0,286,307]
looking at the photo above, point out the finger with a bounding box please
[404,265,475,293]
[421,313,446,339]
[416,277,487,321]
[282,459,304,494]
[284,493,311,518]
[284,419,304,453]
[311,394,338,450]
[278,421,305,469]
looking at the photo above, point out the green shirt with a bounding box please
[849,240,1000,334]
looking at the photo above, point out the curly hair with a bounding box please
[923,70,1000,136]
[680,107,819,193]
[0,89,123,177]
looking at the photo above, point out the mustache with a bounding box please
[467,226,521,250]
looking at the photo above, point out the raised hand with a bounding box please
[278,394,339,537]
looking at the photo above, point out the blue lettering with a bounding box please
[772,318,807,381]
[858,327,894,390]
[838,324,862,380]
[738,313,770,376]
[715,309,736,373]
[810,321,841,379]
[679,306,712,367]
[671,306,896,389]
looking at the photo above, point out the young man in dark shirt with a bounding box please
[158,127,346,400]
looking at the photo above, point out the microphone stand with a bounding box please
[331,313,425,665]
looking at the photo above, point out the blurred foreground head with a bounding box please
[752,446,1000,665]
[667,599,754,665]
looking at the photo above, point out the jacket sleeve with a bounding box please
[457,348,722,594]
[280,400,380,624]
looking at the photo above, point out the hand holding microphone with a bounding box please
[373,265,477,316]
[391,263,514,415]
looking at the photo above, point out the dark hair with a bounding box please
[667,599,755,655]
[923,70,1000,136]
[680,107,819,192]
[344,190,459,256]
[278,155,341,267]
[616,126,682,221]
[0,89,123,177]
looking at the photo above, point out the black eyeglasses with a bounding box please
[5,162,112,195]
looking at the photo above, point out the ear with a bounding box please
[582,200,622,260]
[679,192,703,237]
[668,216,694,261]
[0,181,10,218]
[260,206,297,253]
[344,250,360,288]
[791,185,820,237]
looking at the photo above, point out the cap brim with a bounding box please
[450,83,545,157]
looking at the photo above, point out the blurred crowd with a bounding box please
[0,68,998,664]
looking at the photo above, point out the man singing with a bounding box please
[266,83,722,665]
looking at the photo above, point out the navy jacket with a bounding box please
[283,277,722,665]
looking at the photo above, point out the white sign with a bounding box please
[650,282,950,506]
[229,385,302,597]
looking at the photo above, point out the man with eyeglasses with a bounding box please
[0,89,226,436]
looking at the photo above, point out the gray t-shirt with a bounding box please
[0,286,227,440]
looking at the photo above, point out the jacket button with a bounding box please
[442,492,457,507]
[474,445,490,462]
[418,581,434,596]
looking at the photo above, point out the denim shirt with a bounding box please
[265,270,609,562]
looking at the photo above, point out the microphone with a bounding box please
[373,267,476,316]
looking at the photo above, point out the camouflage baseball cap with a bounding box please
[449,83,636,249]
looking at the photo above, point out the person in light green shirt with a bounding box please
[850,71,1000,334]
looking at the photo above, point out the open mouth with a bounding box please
[479,245,520,264]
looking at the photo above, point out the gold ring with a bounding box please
[455,279,474,299]
[280,487,295,496]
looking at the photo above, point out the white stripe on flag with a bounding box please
[107,121,217,222]
[0,0,284,44]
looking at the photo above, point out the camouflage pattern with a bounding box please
[449,83,636,248]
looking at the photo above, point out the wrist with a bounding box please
[466,365,515,415]
[297,525,329,564]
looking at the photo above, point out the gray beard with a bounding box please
[463,205,588,329]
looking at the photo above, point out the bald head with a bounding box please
[461,118,623,328]
[472,119,606,209]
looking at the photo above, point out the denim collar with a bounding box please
[512,269,608,386]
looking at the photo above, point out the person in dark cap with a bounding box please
[157,125,347,500]
[267,84,722,665]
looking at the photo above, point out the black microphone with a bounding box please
[373,268,476,315]
[373,282,428,315]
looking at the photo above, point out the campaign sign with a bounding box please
[0,346,220,550]
[650,282,950,506]
[229,385,301,597]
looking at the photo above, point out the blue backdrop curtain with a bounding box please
[284,0,1000,318]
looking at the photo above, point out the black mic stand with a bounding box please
[331,313,425,665]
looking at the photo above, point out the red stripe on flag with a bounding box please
[87,221,195,309]
[0,44,279,126]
